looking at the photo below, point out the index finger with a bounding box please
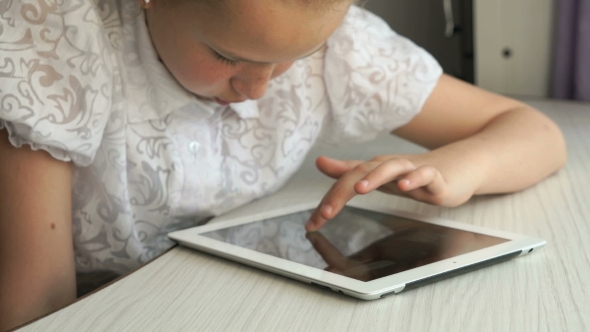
[306,162,379,231]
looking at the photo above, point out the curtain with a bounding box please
[552,0,590,102]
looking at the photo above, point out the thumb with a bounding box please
[315,156,363,179]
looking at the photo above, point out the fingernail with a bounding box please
[358,180,369,188]
[321,204,333,218]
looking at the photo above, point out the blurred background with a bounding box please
[364,0,590,102]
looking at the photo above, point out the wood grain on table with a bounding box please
[19,100,590,331]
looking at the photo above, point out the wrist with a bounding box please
[413,141,491,201]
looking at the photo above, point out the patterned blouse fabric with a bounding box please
[0,0,442,273]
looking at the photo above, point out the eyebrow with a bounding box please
[210,42,328,64]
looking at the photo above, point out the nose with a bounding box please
[231,64,275,100]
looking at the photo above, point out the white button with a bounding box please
[189,141,200,155]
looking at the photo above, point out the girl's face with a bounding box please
[140,0,351,105]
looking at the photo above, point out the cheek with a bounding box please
[166,49,236,94]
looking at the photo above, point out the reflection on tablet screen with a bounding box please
[201,206,508,282]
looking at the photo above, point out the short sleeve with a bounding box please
[0,0,114,166]
[319,6,443,146]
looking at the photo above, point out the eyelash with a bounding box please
[213,51,239,66]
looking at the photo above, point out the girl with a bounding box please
[0,0,566,329]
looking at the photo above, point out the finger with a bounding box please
[305,202,335,232]
[306,161,380,231]
[306,232,351,270]
[397,166,446,195]
[354,158,417,194]
[315,156,364,179]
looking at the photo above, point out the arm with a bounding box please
[392,74,567,194]
[0,129,76,331]
[306,74,567,230]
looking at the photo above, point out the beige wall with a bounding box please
[475,0,556,97]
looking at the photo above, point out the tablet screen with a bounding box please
[202,206,508,282]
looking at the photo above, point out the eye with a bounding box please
[213,51,239,66]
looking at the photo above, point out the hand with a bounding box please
[305,226,445,281]
[305,155,475,231]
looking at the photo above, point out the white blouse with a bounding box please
[0,0,442,273]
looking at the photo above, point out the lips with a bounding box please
[214,97,246,105]
[213,97,228,106]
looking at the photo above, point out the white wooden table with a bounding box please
[19,99,590,331]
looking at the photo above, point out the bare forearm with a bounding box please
[427,106,567,195]
[0,256,76,331]
[309,77,568,225]
[0,130,76,331]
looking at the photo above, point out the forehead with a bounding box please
[185,0,351,63]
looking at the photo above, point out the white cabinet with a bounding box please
[474,0,555,97]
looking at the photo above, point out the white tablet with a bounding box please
[168,201,546,300]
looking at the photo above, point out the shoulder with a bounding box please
[0,0,125,166]
[0,0,118,80]
[0,0,128,61]
[327,5,438,65]
[339,5,394,35]
[2,0,112,36]
[311,6,444,145]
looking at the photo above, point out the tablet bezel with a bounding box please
[168,200,546,300]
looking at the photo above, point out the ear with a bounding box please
[136,0,154,9]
